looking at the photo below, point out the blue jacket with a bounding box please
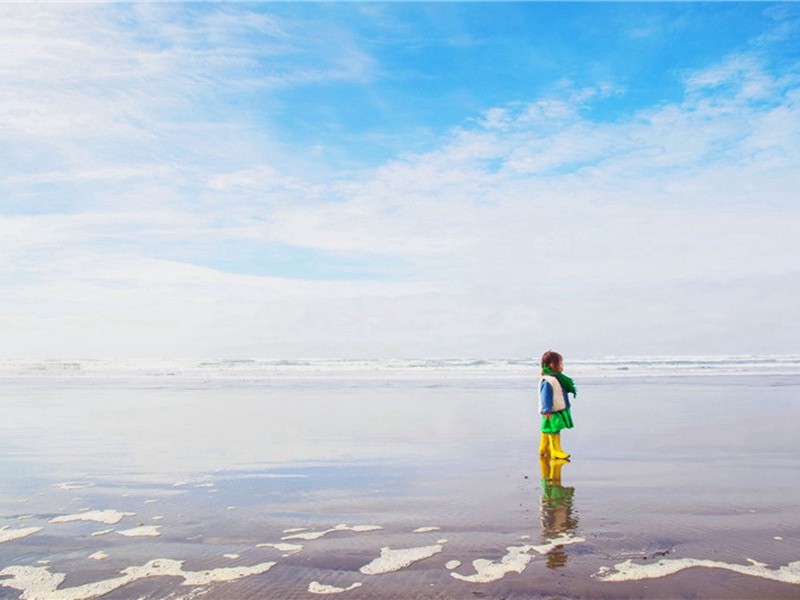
[539,377,571,414]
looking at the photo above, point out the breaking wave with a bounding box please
[1,355,799,382]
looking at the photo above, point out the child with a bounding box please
[538,350,576,460]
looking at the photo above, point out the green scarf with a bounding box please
[542,365,577,396]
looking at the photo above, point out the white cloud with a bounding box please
[684,53,785,102]
[2,5,800,358]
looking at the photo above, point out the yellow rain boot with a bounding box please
[548,433,570,460]
[538,431,550,456]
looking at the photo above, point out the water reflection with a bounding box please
[539,456,578,569]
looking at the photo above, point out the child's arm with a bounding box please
[539,379,553,417]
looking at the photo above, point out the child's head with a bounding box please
[541,350,563,374]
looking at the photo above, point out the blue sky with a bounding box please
[2,2,799,358]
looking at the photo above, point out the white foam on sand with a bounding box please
[308,581,363,594]
[595,557,800,584]
[360,542,446,576]
[0,526,44,544]
[413,527,440,533]
[89,552,108,561]
[450,533,585,583]
[256,542,303,554]
[50,510,135,525]
[117,525,161,537]
[445,560,461,570]
[90,529,114,537]
[54,483,96,491]
[0,558,277,600]
[282,524,382,541]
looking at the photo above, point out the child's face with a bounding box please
[553,359,563,373]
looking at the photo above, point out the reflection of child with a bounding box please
[538,350,576,459]
[539,455,577,569]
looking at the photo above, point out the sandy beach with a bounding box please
[1,358,799,599]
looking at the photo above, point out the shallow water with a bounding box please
[1,371,799,598]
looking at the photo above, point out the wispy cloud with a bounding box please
[0,4,375,205]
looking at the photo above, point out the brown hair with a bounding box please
[541,350,563,374]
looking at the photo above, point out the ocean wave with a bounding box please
[1,355,800,381]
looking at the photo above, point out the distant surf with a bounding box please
[1,355,799,381]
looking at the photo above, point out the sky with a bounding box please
[1,2,799,360]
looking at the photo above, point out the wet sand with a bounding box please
[1,372,799,598]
